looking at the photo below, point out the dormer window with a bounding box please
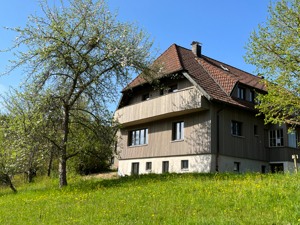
[238,87,245,100]
[169,84,178,93]
[250,91,255,103]
[142,93,150,101]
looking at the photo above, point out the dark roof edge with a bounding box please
[121,68,184,93]
[182,71,212,101]
[115,93,124,112]
[212,98,259,114]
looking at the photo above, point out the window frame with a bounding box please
[288,130,297,148]
[129,128,148,146]
[162,161,169,173]
[131,163,139,175]
[231,121,242,136]
[234,162,240,172]
[261,165,266,174]
[269,129,284,147]
[146,162,152,171]
[172,121,184,141]
[254,125,258,136]
[250,90,255,103]
[168,84,178,93]
[142,93,150,101]
[181,160,189,170]
[238,87,245,100]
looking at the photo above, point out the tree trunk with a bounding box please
[47,150,53,177]
[4,174,17,193]
[59,106,69,188]
[27,170,32,183]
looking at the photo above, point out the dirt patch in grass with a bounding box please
[83,172,119,180]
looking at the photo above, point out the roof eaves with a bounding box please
[121,68,184,93]
[182,71,212,101]
[212,98,259,113]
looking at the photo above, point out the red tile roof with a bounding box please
[123,44,182,90]
[124,43,266,110]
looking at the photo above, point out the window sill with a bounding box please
[128,144,148,148]
[181,169,189,172]
[145,170,152,172]
[231,134,245,139]
[171,139,184,143]
[254,135,259,137]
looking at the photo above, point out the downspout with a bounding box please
[216,104,225,172]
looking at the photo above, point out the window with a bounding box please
[288,131,297,148]
[146,162,152,171]
[261,165,266,174]
[254,125,258,135]
[231,121,242,136]
[234,162,240,172]
[238,87,245,100]
[129,128,148,146]
[168,84,178,93]
[269,129,284,147]
[250,91,255,103]
[110,157,114,165]
[162,161,169,173]
[173,121,184,140]
[142,93,150,101]
[160,89,164,96]
[181,160,189,170]
[131,163,139,175]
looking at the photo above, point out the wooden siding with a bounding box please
[115,86,209,126]
[117,111,211,159]
[210,102,270,161]
[269,147,300,162]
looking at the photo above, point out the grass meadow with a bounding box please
[0,172,300,224]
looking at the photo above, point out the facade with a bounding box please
[113,42,300,175]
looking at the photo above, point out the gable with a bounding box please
[120,43,267,111]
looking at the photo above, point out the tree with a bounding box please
[2,0,158,188]
[244,0,300,128]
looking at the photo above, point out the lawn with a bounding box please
[0,172,300,224]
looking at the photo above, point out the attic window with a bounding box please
[220,65,229,72]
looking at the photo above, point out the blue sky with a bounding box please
[0,0,271,112]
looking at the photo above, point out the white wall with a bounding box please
[118,154,212,176]
[218,155,269,173]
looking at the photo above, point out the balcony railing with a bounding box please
[114,87,209,126]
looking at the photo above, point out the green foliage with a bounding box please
[1,173,300,224]
[2,0,159,188]
[244,0,300,129]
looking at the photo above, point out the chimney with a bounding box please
[191,41,202,57]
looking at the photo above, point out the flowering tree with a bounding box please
[2,0,158,188]
[244,0,300,128]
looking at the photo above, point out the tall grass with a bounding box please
[0,172,300,224]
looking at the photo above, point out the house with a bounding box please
[113,41,300,175]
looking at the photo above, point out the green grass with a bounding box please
[1,172,300,224]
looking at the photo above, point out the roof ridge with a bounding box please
[174,44,184,70]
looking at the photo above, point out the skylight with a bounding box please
[220,65,229,72]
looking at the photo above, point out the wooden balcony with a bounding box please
[114,87,209,126]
